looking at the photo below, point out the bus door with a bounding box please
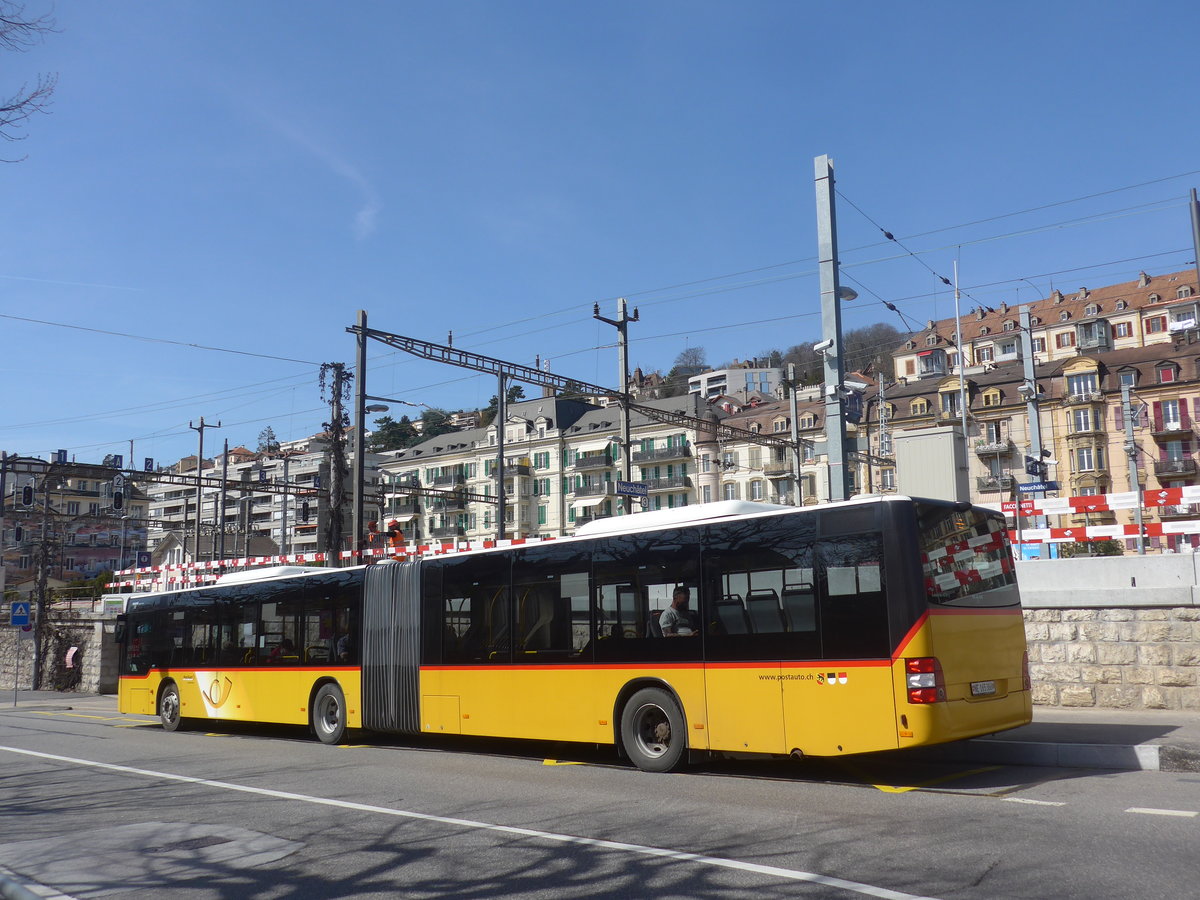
[701,552,786,755]
[781,539,897,757]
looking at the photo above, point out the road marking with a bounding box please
[1002,797,1066,807]
[542,759,585,766]
[1125,807,1198,818]
[836,760,1002,794]
[0,744,940,900]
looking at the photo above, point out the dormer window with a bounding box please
[1085,304,1099,316]
[1059,311,1070,321]
[1149,293,1161,303]
[905,340,916,350]
[1178,286,1194,299]
[1158,364,1178,384]
[979,326,990,336]
[911,399,928,416]
[1003,320,1016,331]
[1116,299,1128,310]
[925,335,938,346]
[1030,316,1041,326]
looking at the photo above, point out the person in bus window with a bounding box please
[659,587,697,637]
[269,638,296,663]
[336,633,353,662]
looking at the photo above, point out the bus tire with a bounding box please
[312,682,348,745]
[159,682,188,733]
[620,687,687,773]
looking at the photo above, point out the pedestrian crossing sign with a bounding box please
[10,601,31,627]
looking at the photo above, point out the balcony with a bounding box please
[1160,504,1200,520]
[573,454,613,471]
[503,463,532,477]
[573,482,614,498]
[1064,391,1104,405]
[763,460,793,478]
[976,474,1015,492]
[1152,421,1194,439]
[430,497,468,513]
[429,525,464,540]
[974,439,1013,455]
[1155,458,1198,478]
[631,443,692,464]
[573,513,610,529]
[432,473,465,487]
[643,476,692,492]
[389,498,420,516]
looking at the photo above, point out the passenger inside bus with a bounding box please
[659,587,697,637]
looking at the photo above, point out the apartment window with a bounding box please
[998,341,1017,356]
[904,359,916,376]
[88,503,99,515]
[799,414,816,429]
[721,451,736,470]
[1158,365,1177,384]
[1055,332,1076,349]
[702,485,712,503]
[940,393,961,415]
[1072,408,1095,433]
[1146,316,1167,333]
[773,418,789,433]
[1003,321,1016,332]
[1059,311,1070,322]
[1113,321,1133,338]
[982,391,1000,407]
[1178,287,1194,299]
[911,400,928,416]
[926,335,938,346]
[1119,371,1137,388]
[701,454,711,473]
[1116,300,1128,310]
[880,469,896,490]
[1162,399,1181,428]
[67,501,79,516]
[976,347,993,363]
[1074,446,1102,471]
[750,480,765,501]
[983,420,1003,442]
[1066,373,1097,394]
[1032,337,1046,353]
[722,483,738,501]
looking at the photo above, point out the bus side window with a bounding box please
[818,537,888,659]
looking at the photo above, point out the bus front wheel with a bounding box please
[621,687,686,773]
[312,683,347,745]
[159,683,189,732]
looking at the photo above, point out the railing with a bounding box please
[631,444,692,463]
[1160,504,1199,519]
[389,499,420,516]
[976,474,1015,492]
[974,439,1013,455]
[573,454,613,471]
[429,525,464,539]
[573,483,614,497]
[432,473,465,487]
[643,476,692,492]
[430,498,468,512]
[1154,458,1197,477]
[1152,421,1194,438]
[503,463,531,477]
[1064,391,1103,405]
[763,460,793,477]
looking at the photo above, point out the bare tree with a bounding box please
[1,2,57,160]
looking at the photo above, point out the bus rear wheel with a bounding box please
[159,683,189,732]
[312,683,347,745]
[621,687,687,773]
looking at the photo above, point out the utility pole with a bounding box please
[496,373,507,539]
[1122,384,1146,555]
[787,364,802,506]
[188,417,220,564]
[321,363,350,562]
[815,154,849,501]
[352,309,368,556]
[219,439,228,561]
[593,299,639,514]
[1017,308,1046,558]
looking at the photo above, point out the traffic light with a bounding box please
[20,484,33,507]
[301,501,310,522]
[112,490,124,512]
[13,525,22,543]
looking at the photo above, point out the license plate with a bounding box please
[970,680,997,696]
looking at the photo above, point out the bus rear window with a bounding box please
[917,504,1016,605]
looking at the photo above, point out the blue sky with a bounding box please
[3,0,1200,467]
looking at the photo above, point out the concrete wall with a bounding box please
[1016,557,1200,711]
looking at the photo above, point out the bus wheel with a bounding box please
[621,687,686,773]
[312,683,347,745]
[159,683,188,733]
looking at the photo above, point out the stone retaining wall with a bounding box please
[1024,607,1200,710]
[0,609,119,695]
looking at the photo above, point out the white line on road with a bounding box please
[1125,807,1198,818]
[1002,797,1067,807]
[0,744,939,900]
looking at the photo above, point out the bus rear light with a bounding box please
[1022,651,1031,690]
[905,657,946,704]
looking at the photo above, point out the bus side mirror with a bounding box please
[114,622,126,642]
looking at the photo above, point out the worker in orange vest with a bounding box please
[386,519,405,555]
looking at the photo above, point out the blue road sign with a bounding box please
[10,601,31,627]
[1018,481,1060,494]
[615,481,648,498]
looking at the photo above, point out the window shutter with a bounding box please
[1153,402,1164,433]
[1182,399,1191,429]
[1114,405,1124,430]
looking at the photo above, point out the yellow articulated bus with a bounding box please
[118,496,1031,772]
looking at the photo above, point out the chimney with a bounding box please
[1052,290,1064,304]
[1139,271,1150,287]
[1078,287,1089,300]
[975,308,985,320]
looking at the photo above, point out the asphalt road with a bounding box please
[1,707,1198,899]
